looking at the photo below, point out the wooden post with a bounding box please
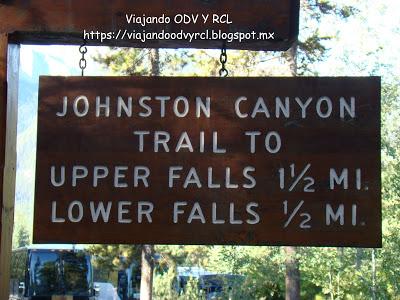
[0,33,19,299]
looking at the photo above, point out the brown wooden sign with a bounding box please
[34,76,381,247]
[0,0,299,50]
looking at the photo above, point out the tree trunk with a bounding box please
[140,244,155,300]
[149,48,160,76]
[356,248,363,269]
[285,246,300,300]
[284,43,301,300]
[287,42,298,76]
[371,249,376,300]
[139,48,160,300]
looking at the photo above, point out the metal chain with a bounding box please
[219,43,228,77]
[79,39,88,76]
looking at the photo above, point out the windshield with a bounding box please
[28,250,92,296]
[199,274,244,293]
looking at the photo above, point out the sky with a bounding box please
[13,0,400,245]
[314,0,399,79]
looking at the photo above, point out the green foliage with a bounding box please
[301,248,365,299]
[153,267,180,299]
[16,225,30,248]
[297,32,330,69]
[178,277,202,300]
[304,0,358,20]
[378,230,400,297]
[382,82,400,200]
[155,245,212,270]
[12,204,33,249]
[206,246,285,299]
[94,48,192,76]
[379,81,400,299]
[153,268,205,300]
[291,0,357,75]
[87,244,141,284]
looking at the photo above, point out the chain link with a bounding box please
[79,39,88,76]
[219,44,228,77]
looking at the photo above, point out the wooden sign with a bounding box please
[34,76,381,247]
[0,0,299,51]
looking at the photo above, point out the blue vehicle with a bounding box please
[176,267,245,299]
[117,262,141,300]
[9,244,96,300]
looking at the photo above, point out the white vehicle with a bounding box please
[94,282,120,300]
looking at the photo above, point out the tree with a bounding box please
[139,48,160,300]
[16,225,30,248]
[282,1,356,298]
[377,81,400,298]
[140,244,155,300]
[153,267,179,299]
